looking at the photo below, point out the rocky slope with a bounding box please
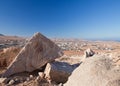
[0,33,120,86]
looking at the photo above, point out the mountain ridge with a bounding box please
[0,34,4,36]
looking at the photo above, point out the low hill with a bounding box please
[0,35,26,45]
[0,34,4,36]
[0,35,25,41]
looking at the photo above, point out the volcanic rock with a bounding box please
[3,32,63,77]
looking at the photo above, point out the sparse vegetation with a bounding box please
[0,47,21,67]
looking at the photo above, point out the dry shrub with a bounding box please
[0,47,21,67]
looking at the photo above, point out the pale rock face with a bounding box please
[65,55,120,86]
[44,61,79,83]
[3,32,63,77]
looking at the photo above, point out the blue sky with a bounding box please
[0,0,120,39]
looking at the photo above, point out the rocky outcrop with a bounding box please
[65,55,120,86]
[44,61,79,83]
[3,32,63,77]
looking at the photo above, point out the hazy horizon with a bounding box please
[1,33,120,42]
[0,0,120,39]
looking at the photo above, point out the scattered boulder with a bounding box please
[65,55,120,86]
[44,61,79,83]
[0,77,7,83]
[84,48,95,58]
[38,72,45,78]
[29,75,33,79]
[8,79,15,85]
[3,32,63,77]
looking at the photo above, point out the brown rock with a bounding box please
[44,61,79,83]
[3,32,63,77]
[65,55,120,86]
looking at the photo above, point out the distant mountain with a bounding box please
[0,34,4,36]
[0,35,26,42]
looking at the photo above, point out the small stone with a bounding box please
[38,72,44,78]
[8,79,15,85]
[59,83,63,86]
[15,78,18,81]
[24,81,27,84]
[36,76,40,81]
[14,78,20,84]
[29,75,33,79]
[26,77,30,81]
[0,78,7,83]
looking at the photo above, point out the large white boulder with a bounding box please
[65,55,120,86]
[3,32,63,77]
